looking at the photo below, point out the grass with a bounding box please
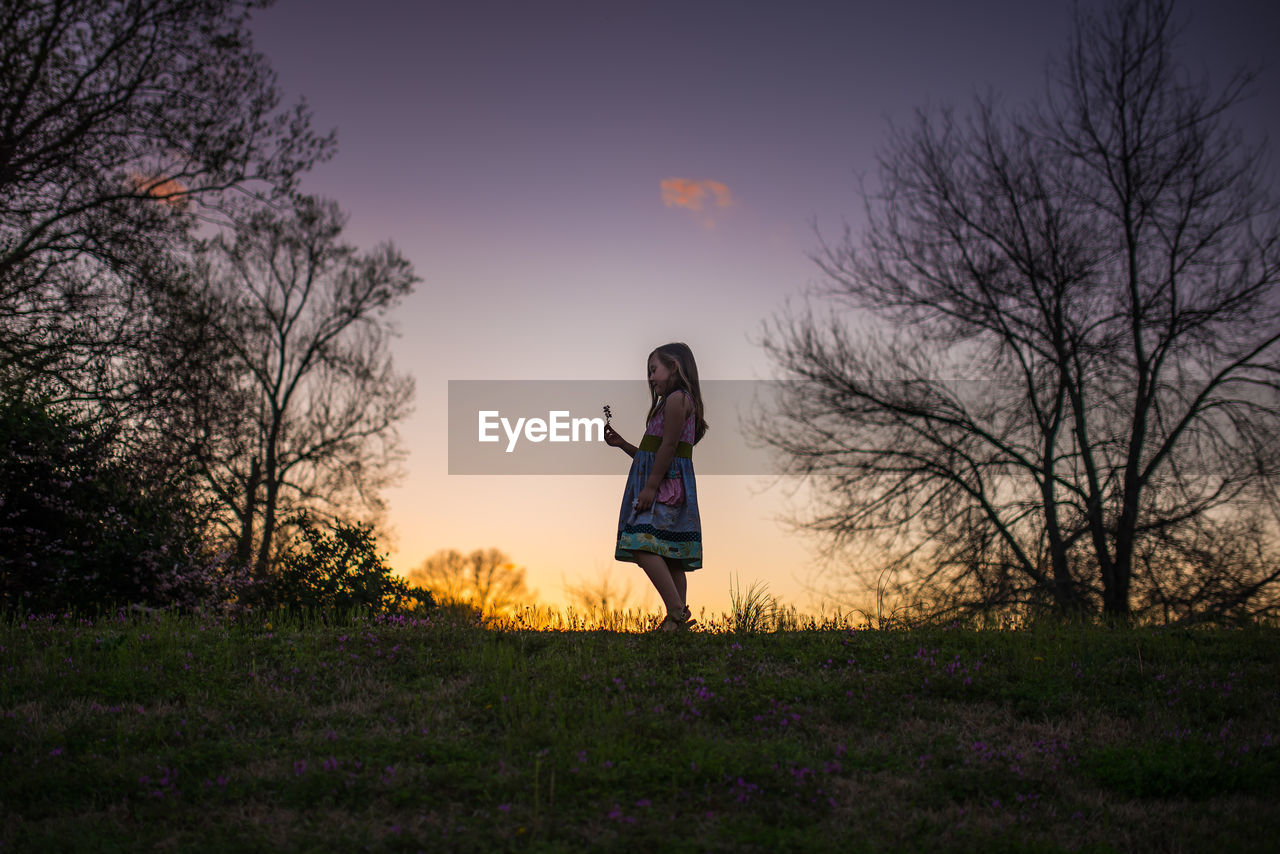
[2,607,1278,852]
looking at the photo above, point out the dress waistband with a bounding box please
[638,434,693,457]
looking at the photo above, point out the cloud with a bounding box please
[660,178,733,227]
[128,172,189,209]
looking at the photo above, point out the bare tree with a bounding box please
[0,0,330,404]
[756,0,1280,623]
[409,549,534,616]
[187,196,416,575]
[564,569,636,615]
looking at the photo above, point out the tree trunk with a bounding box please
[235,457,260,569]
[254,425,281,578]
[1103,554,1132,619]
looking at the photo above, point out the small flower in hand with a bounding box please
[603,405,612,425]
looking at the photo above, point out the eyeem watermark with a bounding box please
[449,380,782,475]
[450,378,1267,475]
[478,410,605,453]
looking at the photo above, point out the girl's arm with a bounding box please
[603,423,636,457]
[635,391,689,512]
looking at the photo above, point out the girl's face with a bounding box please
[648,353,674,396]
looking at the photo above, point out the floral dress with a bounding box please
[614,389,702,570]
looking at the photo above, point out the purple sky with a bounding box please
[249,0,1280,614]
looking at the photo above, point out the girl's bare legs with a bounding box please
[635,552,684,618]
[669,564,688,613]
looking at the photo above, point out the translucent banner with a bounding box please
[448,380,782,474]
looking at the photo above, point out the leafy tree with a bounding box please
[409,548,534,616]
[756,0,1280,623]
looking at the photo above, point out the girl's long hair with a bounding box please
[647,342,708,444]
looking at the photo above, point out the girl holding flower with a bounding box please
[604,343,707,631]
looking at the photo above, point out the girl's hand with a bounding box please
[603,423,627,448]
[634,484,658,513]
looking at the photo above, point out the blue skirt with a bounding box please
[614,448,702,570]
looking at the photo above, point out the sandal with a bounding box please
[680,605,698,630]
[653,606,697,633]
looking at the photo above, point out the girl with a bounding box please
[604,342,708,631]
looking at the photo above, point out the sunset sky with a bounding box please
[248,0,1280,616]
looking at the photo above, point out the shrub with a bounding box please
[0,395,212,613]
[265,516,433,616]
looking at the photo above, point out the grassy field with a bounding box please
[2,608,1278,852]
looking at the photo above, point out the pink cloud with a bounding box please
[128,172,189,209]
[660,178,734,214]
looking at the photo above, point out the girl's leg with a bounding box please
[635,552,684,618]
[668,561,688,611]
